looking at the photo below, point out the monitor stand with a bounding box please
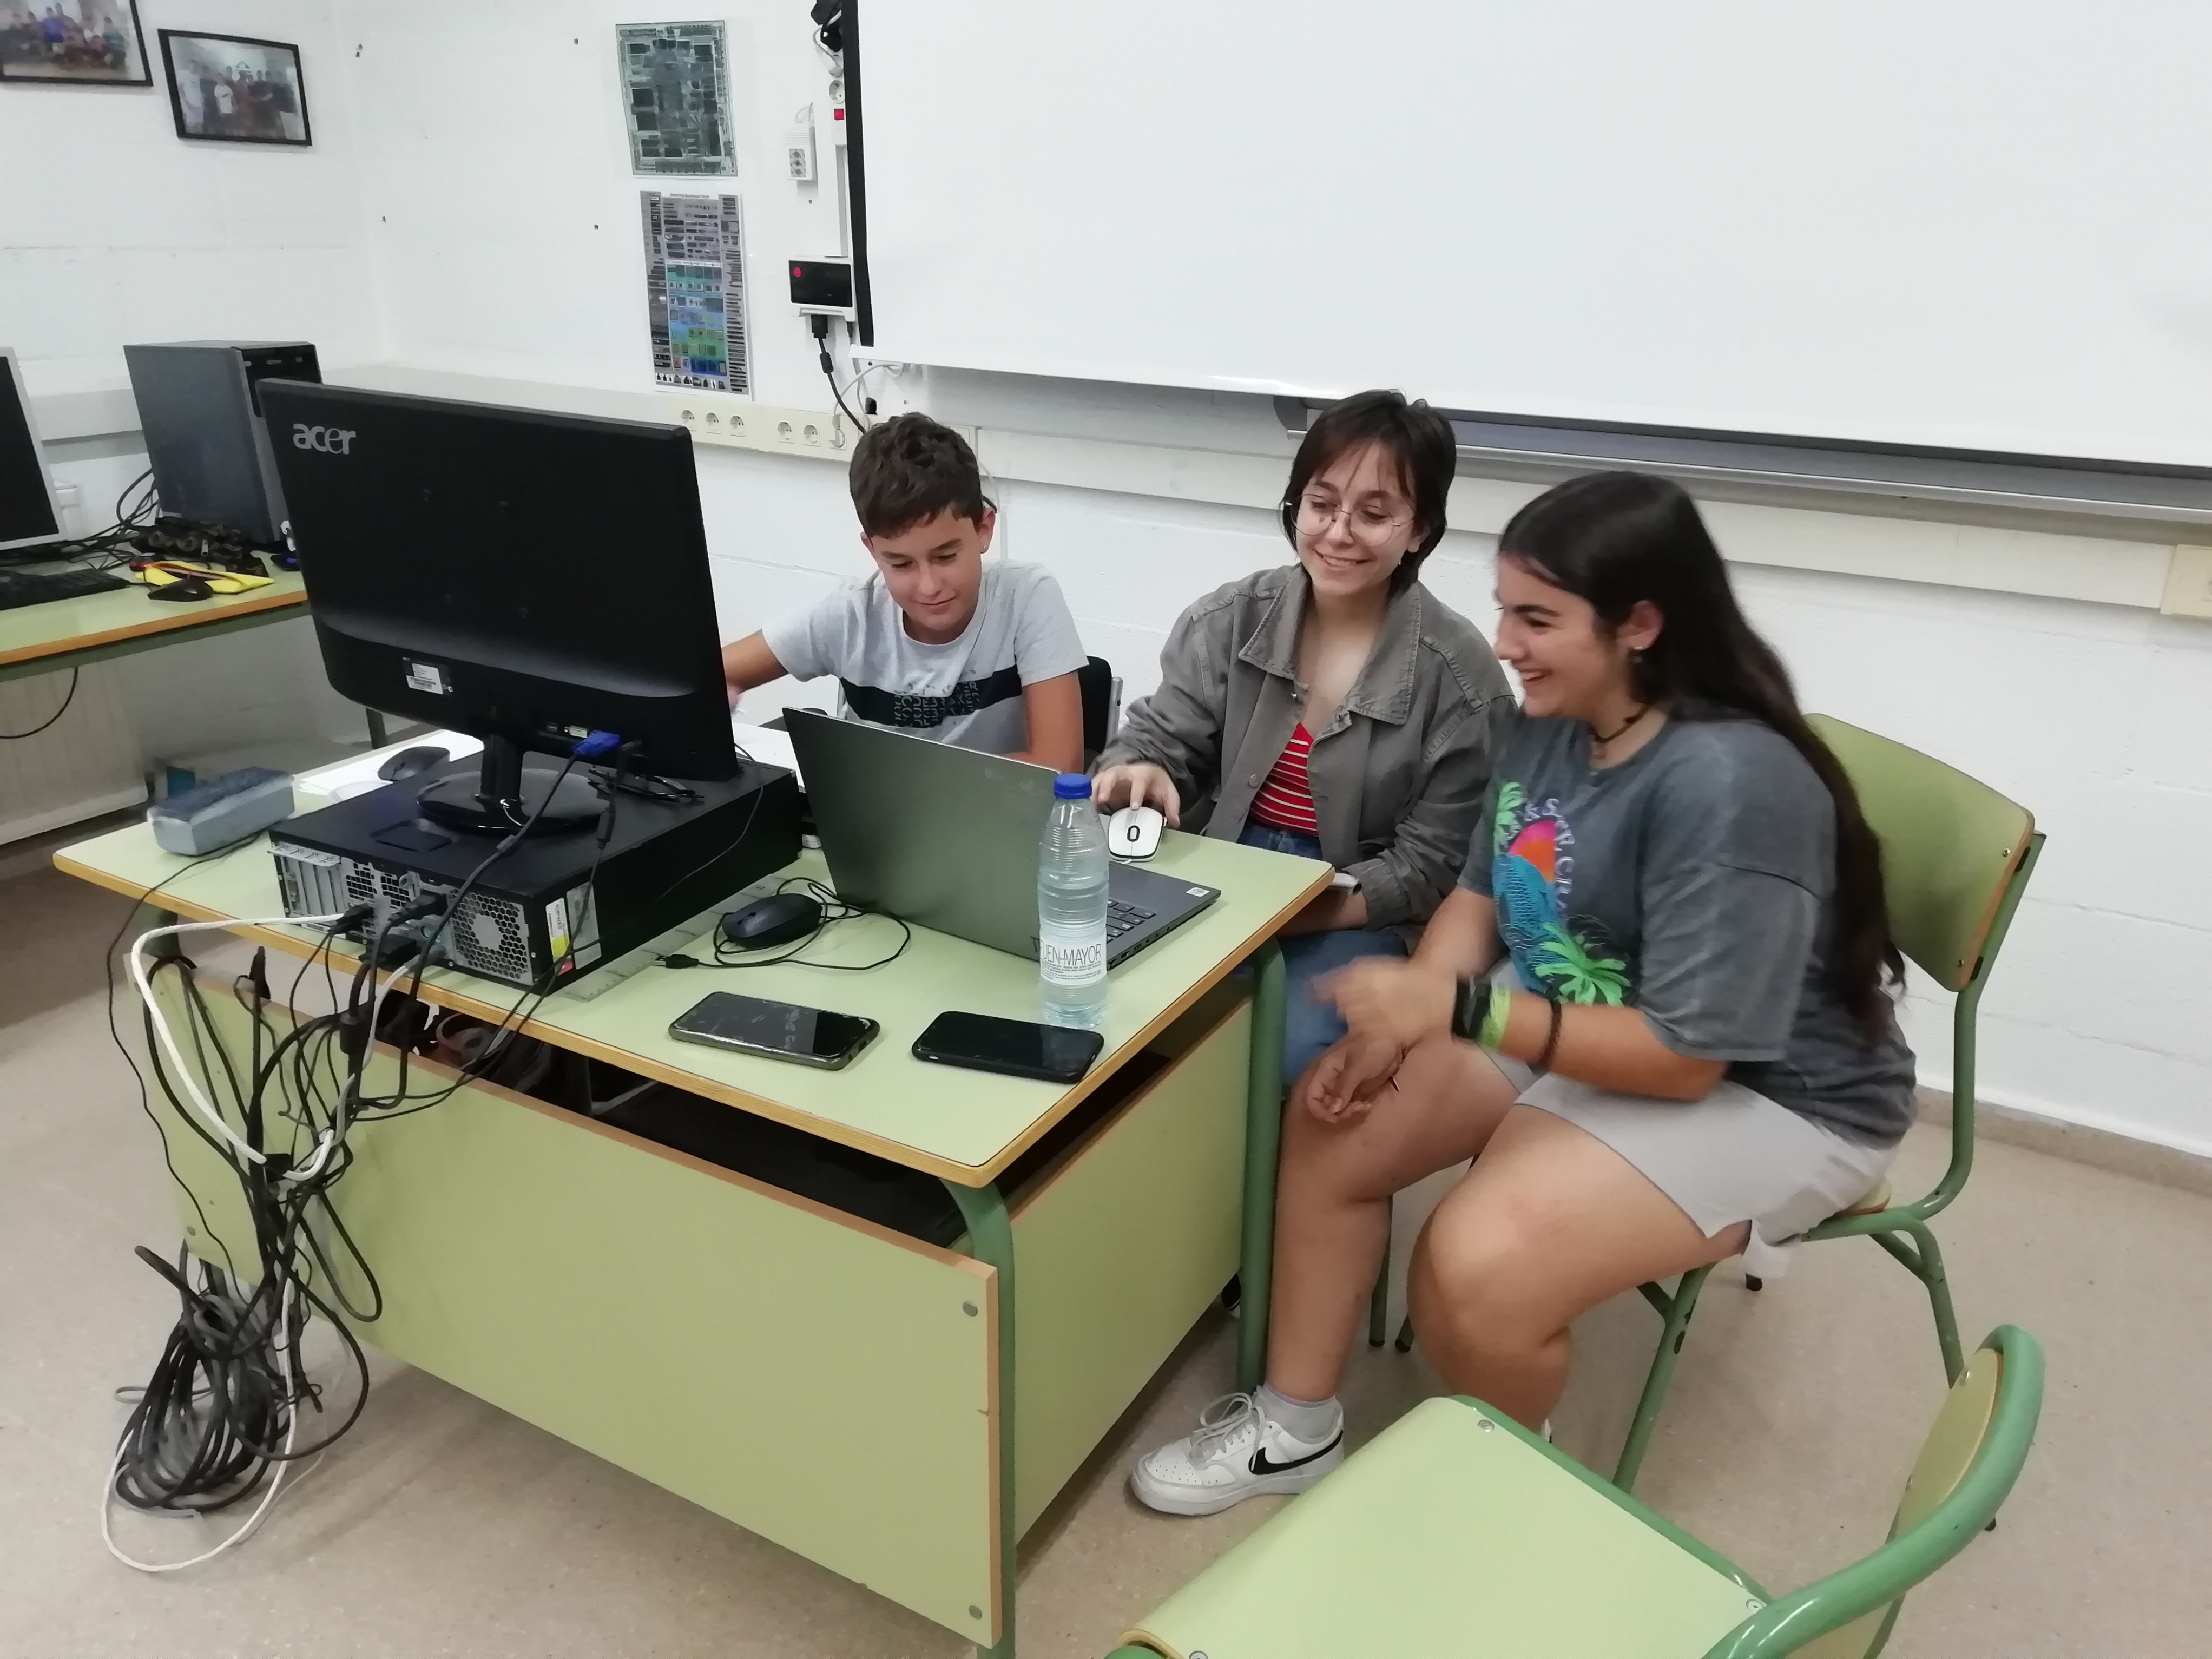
[416,736,604,837]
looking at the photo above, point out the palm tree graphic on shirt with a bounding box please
[1490,788,1631,1006]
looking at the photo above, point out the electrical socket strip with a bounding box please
[656,393,976,463]
[661,393,856,460]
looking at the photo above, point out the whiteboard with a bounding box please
[860,2,2212,466]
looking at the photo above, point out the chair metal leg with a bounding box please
[1367,1198,1391,1348]
[1743,1274,1763,1292]
[1393,1313,1415,1354]
[1905,1222,1965,1385]
[1614,1264,1715,1495]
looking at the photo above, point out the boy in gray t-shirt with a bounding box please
[720,414,1089,769]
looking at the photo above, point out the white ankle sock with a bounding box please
[1257,1384,1341,1443]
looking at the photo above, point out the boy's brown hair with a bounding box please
[847,412,991,538]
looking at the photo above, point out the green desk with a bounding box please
[0,569,309,684]
[0,570,390,753]
[56,820,1327,1656]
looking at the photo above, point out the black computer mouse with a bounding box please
[148,577,214,602]
[378,745,451,782]
[720,892,823,951]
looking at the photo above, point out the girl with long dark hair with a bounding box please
[1130,471,1914,1516]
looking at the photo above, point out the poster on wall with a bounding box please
[642,193,752,396]
[617,22,735,176]
[0,0,150,85]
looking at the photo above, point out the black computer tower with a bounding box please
[269,763,803,991]
[124,340,320,547]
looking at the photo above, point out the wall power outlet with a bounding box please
[661,394,857,459]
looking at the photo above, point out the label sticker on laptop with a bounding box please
[404,660,448,695]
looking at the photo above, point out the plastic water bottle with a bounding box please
[1038,773,1111,1028]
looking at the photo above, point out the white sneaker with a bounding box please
[1130,1392,1344,1516]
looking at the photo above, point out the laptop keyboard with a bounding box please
[1106,898,1157,942]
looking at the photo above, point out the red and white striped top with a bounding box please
[1249,723,1321,834]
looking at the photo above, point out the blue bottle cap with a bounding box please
[1052,773,1092,800]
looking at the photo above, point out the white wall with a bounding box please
[346,0,851,412]
[10,0,2209,1157]
[3,0,379,772]
[3,0,377,398]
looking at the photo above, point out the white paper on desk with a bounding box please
[295,730,485,800]
[733,722,802,785]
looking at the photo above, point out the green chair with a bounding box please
[1376,716,2042,1496]
[1108,1325,2043,1659]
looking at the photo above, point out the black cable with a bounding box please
[809,313,869,432]
[101,839,275,1280]
[45,466,160,568]
[0,666,76,739]
[107,746,631,1544]
[659,875,912,973]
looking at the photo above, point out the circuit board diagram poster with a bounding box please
[642,193,752,394]
[618,22,736,175]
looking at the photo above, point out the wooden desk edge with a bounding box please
[56,846,1333,1190]
[0,585,307,669]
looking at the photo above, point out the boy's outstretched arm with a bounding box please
[1010,670,1084,774]
[721,632,788,710]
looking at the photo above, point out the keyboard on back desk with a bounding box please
[0,565,130,612]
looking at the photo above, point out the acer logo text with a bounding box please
[293,424,357,454]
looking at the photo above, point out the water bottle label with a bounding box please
[1038,930,1107,986]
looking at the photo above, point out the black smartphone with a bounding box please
[668,991,879,1070]
[912,1010,1103,1084]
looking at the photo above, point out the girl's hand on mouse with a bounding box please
[1090,762,1181,827]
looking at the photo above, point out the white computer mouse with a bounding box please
[1107,804,1164,860]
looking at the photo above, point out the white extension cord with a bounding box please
[126,913,345,1165]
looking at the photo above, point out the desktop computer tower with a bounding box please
[270,763,804,991]
[124,341,320,547]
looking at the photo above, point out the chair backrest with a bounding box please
[1077,655,1121,758]
[1713,1326,2045,1659]
[1807,715,2034,993]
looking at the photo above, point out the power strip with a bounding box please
[656,392,975,463]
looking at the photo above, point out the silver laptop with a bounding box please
[787,710,1219,965]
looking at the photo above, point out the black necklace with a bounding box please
[1590,703,1651,747]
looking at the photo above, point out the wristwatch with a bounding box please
[1450,977,1491,1044]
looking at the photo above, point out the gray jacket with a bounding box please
[1100,565,1516,931]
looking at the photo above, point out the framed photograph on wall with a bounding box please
[0,2,152,85]
[157,29,309,145]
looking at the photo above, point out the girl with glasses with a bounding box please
[1094,390,1517,1087]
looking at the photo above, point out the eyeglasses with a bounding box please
[1292,492,1413,548]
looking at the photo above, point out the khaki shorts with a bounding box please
[1487,1055,1901,1281]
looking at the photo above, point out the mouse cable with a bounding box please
[660,878,912,972]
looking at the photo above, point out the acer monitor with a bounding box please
[260,380,738,836]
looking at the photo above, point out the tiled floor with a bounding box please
[4,861,2204,1657]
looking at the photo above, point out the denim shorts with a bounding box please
[1237,822,1408,1085]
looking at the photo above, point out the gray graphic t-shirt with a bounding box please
[1460,714,1915,1144]
[765,560,1087,754]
